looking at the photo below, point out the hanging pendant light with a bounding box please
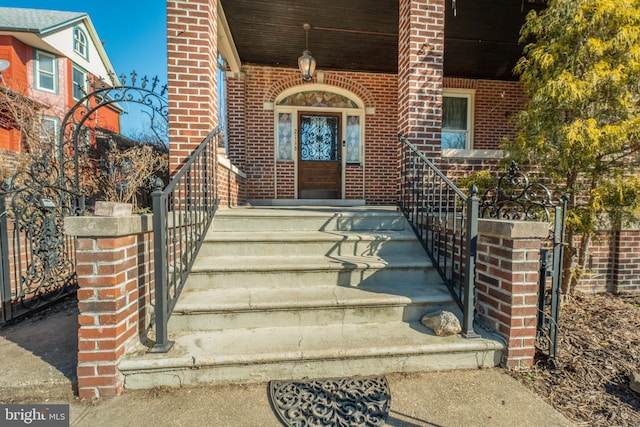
[298,23,316,82]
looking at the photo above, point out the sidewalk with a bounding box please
[0,298,575,426]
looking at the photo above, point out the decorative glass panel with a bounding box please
[278,91,358,108]
[346,115,361,163]
[300,115,339,161]
[277,113,293,161]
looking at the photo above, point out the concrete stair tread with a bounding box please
[173,282,453,313]
[205,229,417,242]
[192,254,432,272]
[120,321,503,371]
[215,206,399,218]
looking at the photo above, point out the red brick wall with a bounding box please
[74,228,154,398]
[574,229,640,295]
[167,0,218,172]
[444,77,526,150]
[475,222,543,368]
[216,155,246,207]
[398,0,445,154]
[229,65,398,204]
[226,73,247,170]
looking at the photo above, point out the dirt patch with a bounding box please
[510,294,640,426]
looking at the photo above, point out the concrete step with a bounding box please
[185,254,436,289]
[199,230,424,257]
[212,207,406,232]
[120,320,504,389]
[169,282,454,331]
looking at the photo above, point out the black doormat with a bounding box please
[269,376,390,427]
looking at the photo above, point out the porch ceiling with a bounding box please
[219,0,546,80]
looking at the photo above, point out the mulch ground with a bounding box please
[509,294,640,427]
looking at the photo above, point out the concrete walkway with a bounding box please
[0,298,575,426]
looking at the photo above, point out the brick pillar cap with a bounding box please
[65,214,153,238]
[478,219,549,239]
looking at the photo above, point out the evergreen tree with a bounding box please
[510,0,640,293]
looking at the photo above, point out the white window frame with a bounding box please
[35,50,57,93]
[72,64,88,101]
[442,89,475,150]
[73,26,88,59]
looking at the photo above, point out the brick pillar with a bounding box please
[167,0,218,171]
[66,216,154,398]
[612,228,640,294]
[226,72,247,170]
[475,219,549,368]
[398,0,444,153]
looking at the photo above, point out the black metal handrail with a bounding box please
[398,135,479,338]
[151,128,220,352]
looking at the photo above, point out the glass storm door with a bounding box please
[298,112,341,199]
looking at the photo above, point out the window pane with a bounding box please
[74,28,86,56]
[443,97,468,130]
[442,131,467,149]
[39,74,54,91]
[39,55,54,73]
[73,68,85,99]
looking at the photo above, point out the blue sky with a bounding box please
[4,0,167,135]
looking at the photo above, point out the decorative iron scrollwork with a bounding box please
[480,161,556,222]
[59,73,169,200]
[2,152,81,311]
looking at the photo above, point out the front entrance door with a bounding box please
[298,112,341,199]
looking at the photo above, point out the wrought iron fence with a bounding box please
[151,129,221,352]
[0,154,82,323]
[479,161,567,358]
[398,135,479,338]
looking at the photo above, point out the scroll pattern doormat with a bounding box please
[269,376,390,427]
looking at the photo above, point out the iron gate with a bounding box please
[479,162,567,359]
[0,72,167,323]
[0,154,82,323]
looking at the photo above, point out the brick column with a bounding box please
[612,228,640,294]
[167,0,218,171]
[398,0,445,153]
[475,219,549,368]
[226,72,247,170]
[65,215,154,398]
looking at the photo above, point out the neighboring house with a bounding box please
[0,7,120,171]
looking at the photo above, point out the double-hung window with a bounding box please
[72,65,88,101]
[442,89,474,149]
[35,51,57,93]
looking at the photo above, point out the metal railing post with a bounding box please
[150,186,173,352]
[0,193,12,323]
[462,186,480,338]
